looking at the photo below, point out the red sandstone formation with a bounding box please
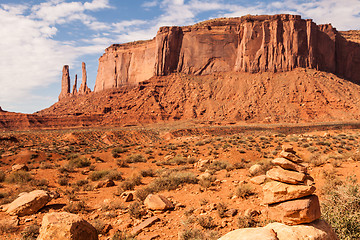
[72,75,78,95]
[94,14,360,92]
[58,65,70,101]
[79,62,91,94]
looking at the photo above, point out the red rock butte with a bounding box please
[94,14,360,92]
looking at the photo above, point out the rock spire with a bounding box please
[79,62,91,94]
[58,65,70,101]
[72,74,78,95]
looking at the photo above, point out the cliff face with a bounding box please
[94,14,360,92]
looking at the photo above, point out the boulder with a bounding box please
[37,212,98,240]
[272,158,307,173]
[2,190,51,216]
[266,167,306,184]
[267,195,321,225]
[59,65,70,101]
[249,164,263,176]
[282,144,295,153]
[131,216,159,235]
[11,164,29,172]
[280,151,303,163]
[264,219,339,240]
[219,219,338,240]
[263,181,316,204]
[218,227,278,240]
[144,194,174,211]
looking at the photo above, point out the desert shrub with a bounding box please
[21,224,40,240]
[89,170,110,181]
[135,187,154,202]
[91,219,106,235]
[112,147,128,158]
[119,174,142,191]
[149,171,198,192]
[236,183,255,199]
[237,216,257,228]
[321,174,360,239]
[74,179,88,186]
[107,171,123,181]
[116,159,129,168]
[198,176,215,189]
[125,154,146,163]
[6,170,32,184]
[208,160,229,171]
[0,220,18,234]
[217,202,228,218]
[69,157,91,168]
[58,176,69,186]
[140,168,155,177]
[308,153,326,167]
[198,216,216,229]
[112,230,136,240]
[128,201,145,219]
[32,179,49,187]
[0,170,5,182]
[39,162,53,169]
[64,200,87,213]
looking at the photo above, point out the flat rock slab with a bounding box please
[132,216,159,235]
[272,158,307,173]
[264,219,339,240]
[144,194,174,211]
[263,181,316,204]
[218,227,278,240]
[280,151,303,163]
[266,167,306,184]
[37,212,98,240]
[250,175,267,185]
[2,190,51,216]
[267,195,321,225]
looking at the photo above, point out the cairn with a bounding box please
[262,144,321,225]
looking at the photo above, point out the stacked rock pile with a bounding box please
[263,144,321,225]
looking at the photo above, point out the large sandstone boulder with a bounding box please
[218,227,278,240]
[1,190,51,216]
[267,195,321,225]
[263,181,316,204]
[279,151,303,163]
[144,194,174,211]
[264,220,339,240]
[266,167,306,184]
[37,212,98,240]
[219,219,338,240]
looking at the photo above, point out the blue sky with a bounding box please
[0,0,359,113]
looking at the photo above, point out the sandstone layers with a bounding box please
[94,14,360,92]
[263,145,320,225]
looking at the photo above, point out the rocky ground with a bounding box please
[0,123,360,239]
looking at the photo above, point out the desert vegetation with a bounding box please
[0,124,360,239]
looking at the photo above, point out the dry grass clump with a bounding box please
[125,154,146,163]
[321,172,360,240]
[21,224,40,240]
[89,170,110,181]
[197,216,216,229]
[112,230,136,240]
[178,228,219,240]
[236,183,255,199]
[6,170,32,184]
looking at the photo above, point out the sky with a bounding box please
[0,0,359,113]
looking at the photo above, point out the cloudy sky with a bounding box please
[1,0,360,113]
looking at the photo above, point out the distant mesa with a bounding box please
[59,62,91,101]
[91,14,360,92]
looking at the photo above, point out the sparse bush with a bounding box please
[112,147,128,158]
[58,176,69,186]
[116,159,129,168]
[236,183,255,198]
[89,170,110,181]
[21,224,40,240]
[6,170,32,184]
[308,153,326,167]
[322,174,360,239]
[107,171,123,181]
[237,216,257,228]
[64,200,87,213]
[135,187,154,201]
[140,168,155,177]
[69,157,91,168]
[125,154,146,163]
[112,230,136,240]
[128,201,145,219]
[217,202,228,218]
[198,216,216,229]
[208,160,229,171]
[149,171,198,192]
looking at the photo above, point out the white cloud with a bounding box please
[142,1,158,8]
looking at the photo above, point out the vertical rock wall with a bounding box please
[94,14,360,92]
[59,65,70,101]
